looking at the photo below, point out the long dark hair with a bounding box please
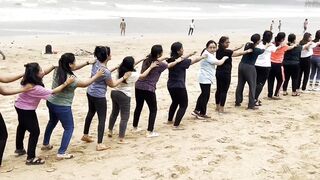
[287,33,296,45]
[57,53,75,85]
[218,36,229,50]
[21,62,44,87]
[94,46,111,63]
[167,42,183,63]
[141,44,163,73]
[262,30,273,45]
[300,32,312,45]
[274,32,286,47]
[313,30,320,43]
[246,33,261,50]
[201,40,217,55]
[118,56,136,84]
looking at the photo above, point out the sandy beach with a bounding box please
[0,33,319,179]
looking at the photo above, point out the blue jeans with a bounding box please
[43,101,74,154]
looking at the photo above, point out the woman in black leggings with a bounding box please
[215,36,251,113]
[282,34,302,96]
[298,32,318,91]
[133,45,185,137]
[0,73,30,168]
[166,42,206,129]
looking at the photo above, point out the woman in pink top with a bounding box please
[268,32,296,99]
[14,63,74,165]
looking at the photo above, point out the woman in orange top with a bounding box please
[268,32,296,99]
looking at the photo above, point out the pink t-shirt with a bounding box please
[15,85,53,110]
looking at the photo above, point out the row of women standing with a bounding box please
[1,30,320,168]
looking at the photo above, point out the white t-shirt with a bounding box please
[301,42,317,58]
[115,72,140,97]
[255,42,277,67]
[190,22,195,29]
[198,50,220,84]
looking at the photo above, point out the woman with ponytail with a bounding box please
[298,32,319,91]
[133,44,182,137]
[268,32,296,99]
[192,40,228,119]
[42,53,104,159]
[165,42,207,129]
[235,34,266,109]
[282,33,302,96]
[14,63,75,165]
[215,36,252,113]
[81,46,131,151]
[254,30,277,106]
[108,56,158,143]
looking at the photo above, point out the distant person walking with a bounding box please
[0,50,5,60]
[270,20,275,32]
[304,19,308,33]
[278,20,282,32]
[120,18,126,36]
[188,19,195,36]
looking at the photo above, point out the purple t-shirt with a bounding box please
[167,59,192,89]
[15,85,53,110]
[135,61,168,92]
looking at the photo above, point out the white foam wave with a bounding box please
[89,1,107,6]
[115,3,201,11]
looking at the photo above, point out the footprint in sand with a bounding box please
[0,166,14,173]
[192,134,201,138]
[217,137,232,143]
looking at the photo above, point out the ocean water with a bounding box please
[0,0,319,36]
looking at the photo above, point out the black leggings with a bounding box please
[194,84,211,115]
[168,88,188,126]
[215,71,231,107]
[15,107,40,160]
[133,88,157,132]
[84,93,107,144]
[268,63,283,97]
[298,56,311,90]
[255,66,270,100]
[0,113,8,166]
[283,64,300,92]
[188,28,194,35]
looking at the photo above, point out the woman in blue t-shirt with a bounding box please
[81,46,130,151]
[166,42,207,130]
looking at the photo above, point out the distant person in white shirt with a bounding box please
[188,19,195,36]
[303,19,308,33]
[120,18,126,36]
[270,20,274,32]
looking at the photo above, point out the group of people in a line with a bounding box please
[0,29,319,168]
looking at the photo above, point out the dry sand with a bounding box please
[0,33,320,180]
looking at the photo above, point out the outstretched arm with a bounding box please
[232,49,252,57]
[190,54,207,65]
[0,73,24,83]
[232,44,244,51]
[73,59,96,71]
[0,84,32,96]
[77,68,104,88]
[43,65,56,75]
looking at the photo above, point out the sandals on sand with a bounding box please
[41,144,53,151]
[14,149,26,156]
[26,157,45,165]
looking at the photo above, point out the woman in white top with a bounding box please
[192,40,227,119]
[108,56,158,144]
[298,32,320,91]
[254,31,277,106]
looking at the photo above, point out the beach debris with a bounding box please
[74,49,93,56]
